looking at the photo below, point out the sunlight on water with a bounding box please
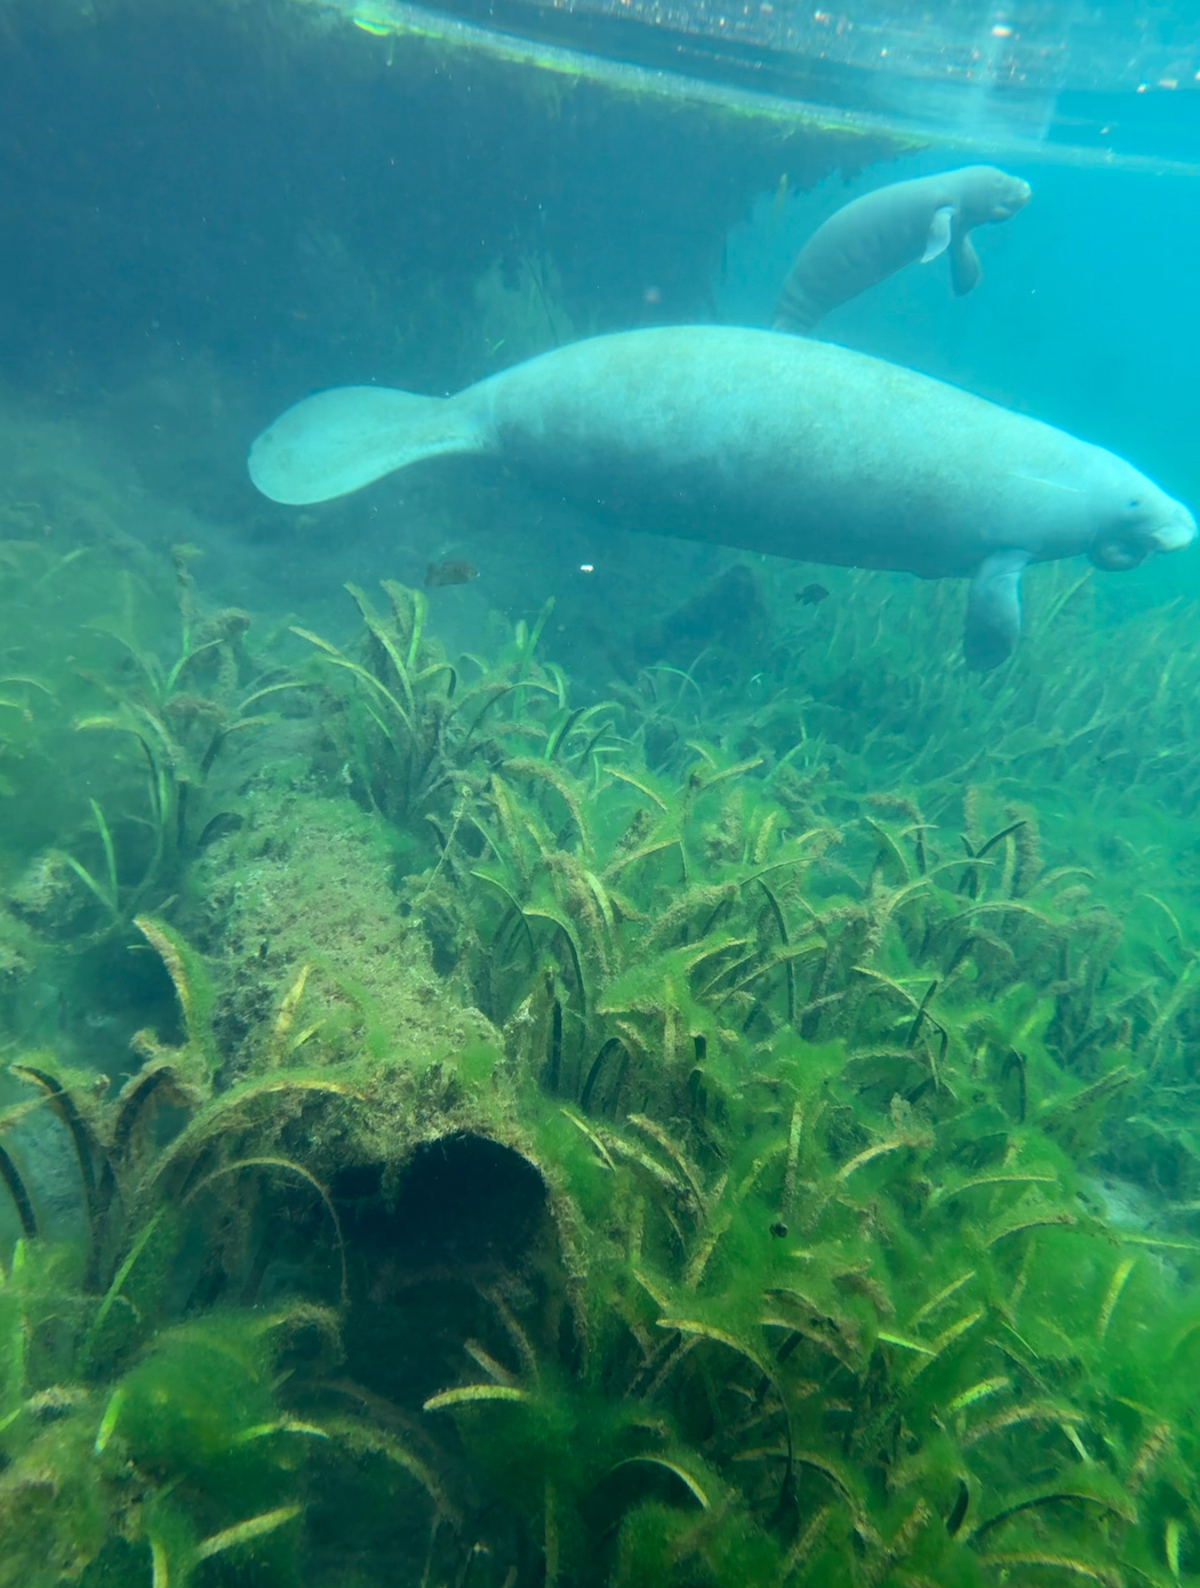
[325,0,1200,168]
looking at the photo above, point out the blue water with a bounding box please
[718,149,1198,611]
[2,5,1196,642]
[3,6,1200,1583]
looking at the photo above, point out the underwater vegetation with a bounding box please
[4,526,1200,1587]
[3,0,1199,1576]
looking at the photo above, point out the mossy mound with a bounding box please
[185,783,498,1074]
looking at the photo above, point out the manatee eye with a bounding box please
[1128,498,1142,509]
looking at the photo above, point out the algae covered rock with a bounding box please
[185,783,498,1076]
[6,854,90,939]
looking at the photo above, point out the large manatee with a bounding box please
[248,327,1195,669]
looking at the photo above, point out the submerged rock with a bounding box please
[184,783,499,1074]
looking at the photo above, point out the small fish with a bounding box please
[796,583,830,606]
[425,560,478,588]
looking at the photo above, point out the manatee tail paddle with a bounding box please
[248,384,487,506]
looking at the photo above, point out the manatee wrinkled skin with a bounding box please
[773,165,1032,334]
[248,326,1195,670]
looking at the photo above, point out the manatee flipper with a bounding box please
[921,205,955,264]
[949,232,982,295]
[248,385,486,505]
[964,549,1030,670]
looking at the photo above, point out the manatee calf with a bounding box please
[773,165,1031,334]
[248,327,1194,670]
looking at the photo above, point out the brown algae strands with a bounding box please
[194,1506,304,1563]
[945,1376,1012,1418]
[1097,1255,1137,1340]
[424,1384,532,1410]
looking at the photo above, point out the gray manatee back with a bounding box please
[773,165,1031,334]
[477,328,1158,577]
[248,326,1194,670]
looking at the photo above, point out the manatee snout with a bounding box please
[1089,497,1197,570]
[963,166,1031,225]
[991,176,1032,220]
[1153,502,1198,554]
